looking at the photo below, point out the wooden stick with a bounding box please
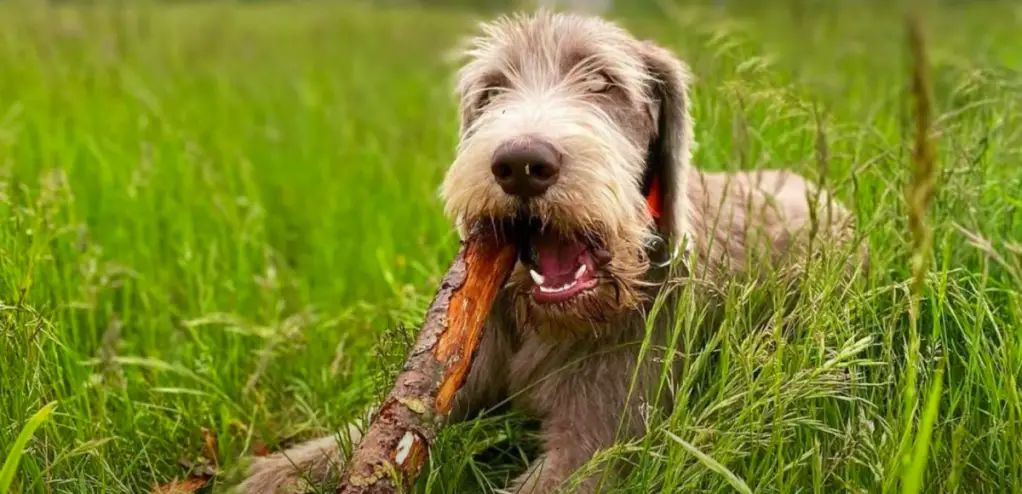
[336,224,516,493]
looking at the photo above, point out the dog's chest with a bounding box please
[505,335,584,416]
[504,331,648,419]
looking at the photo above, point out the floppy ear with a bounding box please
[638,40,696,256]
[448,72,480,240]
[453,72,479,140]
[445,36,486,141]
[444,40,493,240]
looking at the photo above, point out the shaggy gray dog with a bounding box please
[236,9,858,494]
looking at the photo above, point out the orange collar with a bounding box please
[646,174,663,224]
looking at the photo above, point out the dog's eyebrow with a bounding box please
[478,71,509,89]
[559,42,589,66]
[564,52,603,74]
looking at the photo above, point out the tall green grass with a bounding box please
[1,1,1020,493]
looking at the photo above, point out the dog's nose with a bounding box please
[490,139,561,198]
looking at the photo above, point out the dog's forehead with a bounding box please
[468,12,646,84]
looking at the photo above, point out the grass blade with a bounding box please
[0,401,58,494]
[666,432,753,494]
[902,365,945,494]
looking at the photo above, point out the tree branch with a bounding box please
[336,224,516,493]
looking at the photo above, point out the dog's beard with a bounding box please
[510,278,633,339]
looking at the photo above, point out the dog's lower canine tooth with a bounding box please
[574,264,587,280]
[529,269,545,285]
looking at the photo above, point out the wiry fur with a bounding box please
[235,10,859,494]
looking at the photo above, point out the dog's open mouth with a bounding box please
[508,217,608,304]
[526,229,599,303]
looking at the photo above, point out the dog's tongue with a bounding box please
[533,230,587,276]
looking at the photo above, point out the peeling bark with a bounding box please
[336,224,516,494]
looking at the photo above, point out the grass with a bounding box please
[1,0,1021,492]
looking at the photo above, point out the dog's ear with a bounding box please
[638,40,695,255]
[446,35,485,140]
[451,77,474,140]
[453,62,498,141]
[455,77,479,139]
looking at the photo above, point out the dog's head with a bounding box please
[440,10,695,336]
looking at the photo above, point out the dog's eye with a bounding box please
[478,86,501,109]
[582,72,612,93]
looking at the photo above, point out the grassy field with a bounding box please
[1,1,1021,492]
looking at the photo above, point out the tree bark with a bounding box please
[336,224,517,494]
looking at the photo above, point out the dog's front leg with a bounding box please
[234,316,514,494]
[507,407,624,494]
[506,347,648,494]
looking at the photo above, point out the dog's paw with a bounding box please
[232,435,345,494]
[234,460,317,494]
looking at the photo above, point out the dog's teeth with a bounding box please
[573,264,587,280]
[529,269,545,285]
[537,280,578,294]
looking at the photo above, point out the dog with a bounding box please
[235,9,859,494]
